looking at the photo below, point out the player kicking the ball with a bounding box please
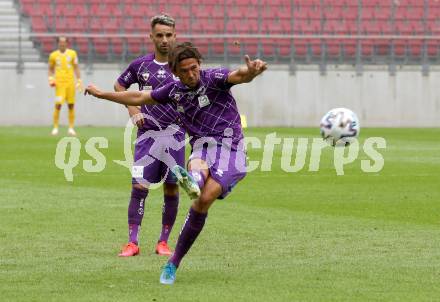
[85,42,267,284]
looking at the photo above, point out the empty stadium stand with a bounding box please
[16,0,440,64]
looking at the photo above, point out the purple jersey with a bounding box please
[117,54,182,133]
[150,68,244,149]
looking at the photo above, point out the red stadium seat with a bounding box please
[309,39,323,57]
[278,39,292,57]
[73,37,89,55]
[93,37,109,55]
[168,4,190,18]
[40,37,56,54]
[211,39,225,56]
[30,17,47,33]
[126,37,144,56]
[393,39,407,57]
[325,39,341,58]
[342,39,357,57]
[111,38,124,56]
[427,40,439,57]
[227,43,242,57]
[375,39,391,56]
[243,39,259,57]
[360,40,374,57]
[408,39,422,57]
[261,40,276,57]
[293,39,308,58]
[193,18,224,33]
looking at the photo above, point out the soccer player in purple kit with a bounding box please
[114,14,185,257]
[85,42,267,284]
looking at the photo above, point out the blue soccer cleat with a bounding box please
[160,262,177,285]
[171,165,201,200]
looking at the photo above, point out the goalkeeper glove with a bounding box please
[48,76,56,87]
[76,78,83,92]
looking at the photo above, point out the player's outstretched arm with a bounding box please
[227,55,268,84]
[85,84,158,106]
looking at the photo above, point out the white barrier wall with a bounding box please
[0,63,439,127]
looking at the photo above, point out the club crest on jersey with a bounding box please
[172,75,180,81]
[177,105,185,113]
[198,95,210,108]
[141,72,150,81]
[157,68,166,79]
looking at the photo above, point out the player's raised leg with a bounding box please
[171,165,201,200]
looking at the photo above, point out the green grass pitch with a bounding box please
[0,126,439,301]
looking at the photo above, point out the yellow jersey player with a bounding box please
[48,36,82,136]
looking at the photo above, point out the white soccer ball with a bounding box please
[320,108,360,146]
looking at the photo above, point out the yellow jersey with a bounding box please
[48,49,78,85]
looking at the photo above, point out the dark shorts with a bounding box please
[189,142,247,199]
[132,132,185,186]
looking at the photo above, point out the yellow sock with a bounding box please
[68,107,75,129]
[53,107,60,129]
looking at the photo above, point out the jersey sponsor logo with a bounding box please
[124,71,132,82]
[143,85,152,90]
[142,72,150,81]
[214,72,224,79]
[198,95,210,108]
[131,165,144,178]
[157,68,167,79]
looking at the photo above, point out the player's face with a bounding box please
[58,39,67,52]
[175,58,201,89]
[150,24,176,56]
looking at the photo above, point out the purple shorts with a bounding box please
[132,132,185,186]
[189,142,247,199]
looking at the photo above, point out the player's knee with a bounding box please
[55,104,62,110]
[68,104,74,110]
[163,183,179,196]
[195,193,215,211]
[133,183,148,192]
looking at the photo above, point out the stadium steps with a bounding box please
[0,0,40,62]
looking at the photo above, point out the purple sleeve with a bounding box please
[150,82,174,104]
[209,68,234,90]
[117,63,136,88]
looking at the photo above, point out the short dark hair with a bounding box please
[168,42,203,72]
[150,14,175,29]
